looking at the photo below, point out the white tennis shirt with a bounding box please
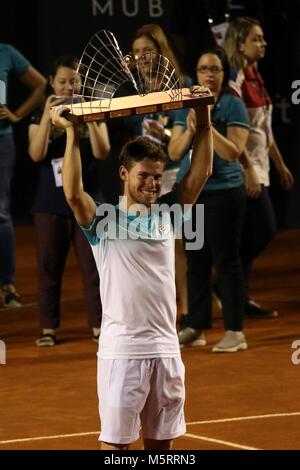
[80,197,182,359]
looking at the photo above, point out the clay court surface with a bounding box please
[0,226,299,450]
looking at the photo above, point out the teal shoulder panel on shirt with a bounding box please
[78,214,100,246]
[78,202,113,246]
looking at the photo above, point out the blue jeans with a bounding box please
[0,134,16,286]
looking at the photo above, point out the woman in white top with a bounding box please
[224,17,294,318]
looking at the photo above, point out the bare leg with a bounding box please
[143,439,173,450]
[101,442,130,450]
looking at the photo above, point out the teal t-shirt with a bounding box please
[0,44,30,135]
[174,93,250,190]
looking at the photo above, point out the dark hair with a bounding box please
[197,46,231,94]
[49,55,79,77]
[132,24,184,84]
[119,136,168,170]
[46,55,79,96]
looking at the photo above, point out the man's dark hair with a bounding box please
[119,136,168,170]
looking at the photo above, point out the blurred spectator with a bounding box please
[169,47,250,352]
[0,43,46,308]
[28,55,110,346]
[224,17,294,318]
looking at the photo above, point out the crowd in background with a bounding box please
[0,13,294,351]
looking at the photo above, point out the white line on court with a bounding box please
[184,433,259,451]
[187,411,300,426]
[0,432,99,445]
[0,411,299,446]
[0,431,258,450]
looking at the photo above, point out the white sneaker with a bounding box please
[191,332,207,347]
[178,327,206,348]
[212,330,247,353]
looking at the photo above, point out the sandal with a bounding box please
[36,334,57,347]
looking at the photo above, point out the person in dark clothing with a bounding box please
[28,56,110,346]
[169,47,250,352]
[170,0,267,76]
[0,43,46,308]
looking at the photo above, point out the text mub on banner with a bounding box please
[92,0,164,18]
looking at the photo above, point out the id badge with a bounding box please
[211,22,229,47]
[51,157,63,187]
[0,80,6,104]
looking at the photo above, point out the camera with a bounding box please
[54,96,83,105]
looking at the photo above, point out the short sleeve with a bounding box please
[77,202,108,246]
[227,96,250,130]
[173,108,189,127]
[7,44,30,76]
[78,214,100,246]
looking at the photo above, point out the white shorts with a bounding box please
[97,357,186,445]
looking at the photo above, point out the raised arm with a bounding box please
[168,110,196,161]
[50,107,96,227]
[179,103,213,206]
[86,121,111,160]
[29,95,67,161]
